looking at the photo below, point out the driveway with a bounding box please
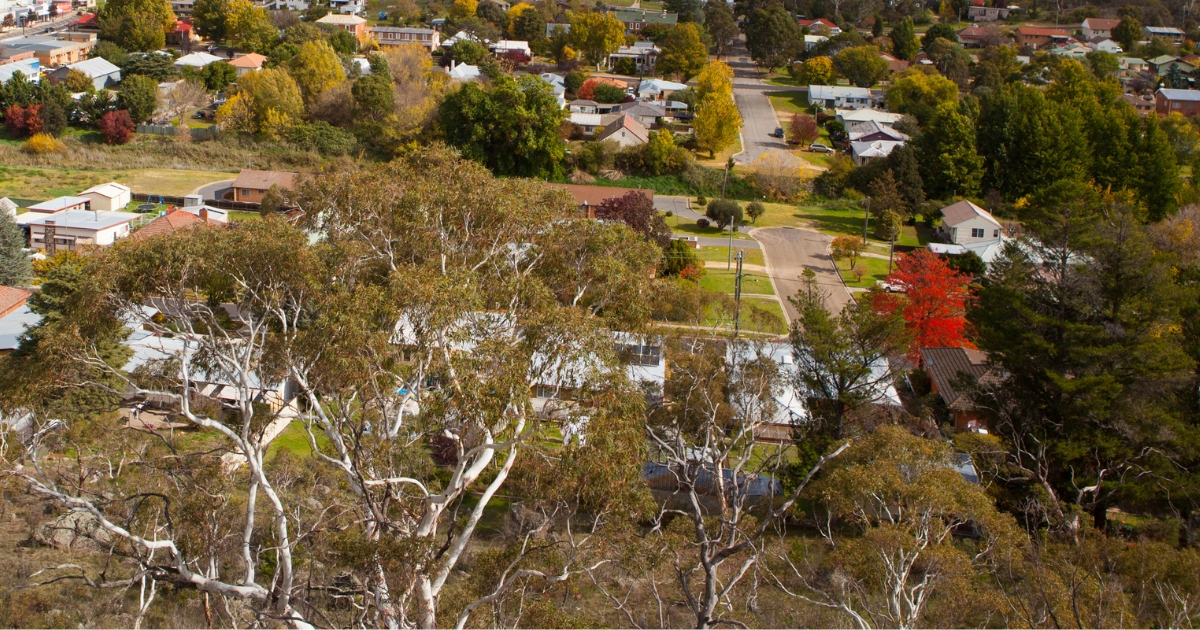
[194,179,234,201]
[752,227,852,322]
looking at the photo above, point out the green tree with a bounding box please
[0,210,30,287]
[225,0,278,52]
[97,0,176,51]
[664,0,700,21]
[1136,114,1180,221]
[657,23,708,81]
[833,45,889,87]
[511,6,546,42]
[236,67,305,126]
[448,39,489,64]
[116,74,159,122]
[121,51,180,80]
[352,73,394,119]
[1111,15,1142,52]
[567,11,626,69]
[439,74,567,178]
[327,28,358,55]
[642,129,678,175]
[659,238,701,277]
[191,0,227,40]
[1085,50,1119,78]
[886,70,958,125]
[744,6,799,71]
[705,198,742,228]
[794,56,836,85]
[977,82,1088,199]
[917,101,982,198]
[921,22,959,50]
[703,0,738,58]
[91,41,129,67]
[199,60,238,90]
[62,69,94,92]
[884,145,925,217]
[746,200,765,223]
[287,40,346,105]
[890,16,919,60]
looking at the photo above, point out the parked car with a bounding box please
[772,127,784,138]
[876,280,905,293]
[809,142,833,153]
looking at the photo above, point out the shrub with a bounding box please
[40,101,67,137]
[696,218,710,228]
[746,200,766,223]
[22,132,65,154]
[613,57,638,75]
[660,238,702,278]
[705,199,743,228]
[98,110,135,144]
[4,104,42,138]
[697,195,707,206]
[288,121,358,156]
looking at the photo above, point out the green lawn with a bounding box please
[837,255,892,289]
[699,268,775,296]
[701,297,788,335]
[667,212,753,240]
[0,164,236,199]
[229,210,262,222]
[764,75,800,87]
[792,202,929,247]
[767,91,810,116]
[696,245,764,267]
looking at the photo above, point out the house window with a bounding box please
[616,343,661,367]
[994,229,1000,237]
[971,228,985,238]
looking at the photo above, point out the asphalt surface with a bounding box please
[726,40,806,168]
[194,179,234,201]
[752,227,852,322]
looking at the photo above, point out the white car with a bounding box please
[876,280,905,293]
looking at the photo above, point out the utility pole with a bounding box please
[888,228,896,274]
[721,156,733,200]
[727,215,735,270]
[862,197,870,243]
[733,250,744,338]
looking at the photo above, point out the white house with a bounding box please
[1089,38,1123,54]
[1081,17,1120,40]
[173,52,223,68]
[447,62,481,81]
[54,57,120,89]
[26,195,90,214]
[490,40,532,57]
[808,84,873,109]
[939,199,1003,245]
[803,34,828,50]
[0,58,40,84]
[596,115,649,147]
[850,140,904,165]
[23,210,140,252]
[836,107,904,126]
[79,182,132,212]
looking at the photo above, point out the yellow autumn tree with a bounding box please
[567,11,626,68]
[506,2,535,36]
[694,89,742,158]
[215,91,258,133]
[694,60,734,101]
[450,0,477,19]
[287,40,346,105]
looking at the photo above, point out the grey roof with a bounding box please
[0,304,40,351]
[847,120,908,141]
[939,199,1001,228]
[1158,88,1200,101]
[22,210,140,230]
[370,25,436,34]
[66,57,120,78]
[27,196,90,212]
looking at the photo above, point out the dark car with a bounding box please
[773,127,784,138]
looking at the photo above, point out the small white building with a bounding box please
[79,182,132,212]
[53,57,120,89]
[1089,38,1123,54]
[23,210,141,252]
[808,84,873,110]
[939,199,1003,245]
[447,62,480,81]
[26,195,91,214]
[836,107,905,127]
[596,115,649,147]
[0,58,40,84]
[490,40,532,57]
[174,52,224,69]
[803,34,828,50]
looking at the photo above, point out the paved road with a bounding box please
[752,227,852,322]
[194,179,234,201]
[726,39,806,168]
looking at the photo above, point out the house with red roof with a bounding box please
[797,18,840,34]
[1014,26,1072,48]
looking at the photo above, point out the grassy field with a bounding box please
[699,268,775,296]
[767,92,836,168]
[0,164,236,199]
[702,297,788,334]
[666,212,753,240]
[838,255,892,289]
[791,201,930,247]
[768,91,810,116]
[764,75,800,87]
[696,245,764,267]
[696,135,743,168]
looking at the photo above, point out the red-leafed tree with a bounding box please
[98,110,135,145]
[4,104,42,139]
[594,190,671,248]
[791,113,819,146]
[872,248,975,362]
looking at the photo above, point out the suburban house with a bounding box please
[490,40,533,58]
[79,182,132,211]
[847,120,908,143]
[1122,93,1155,114]
[939,199,1003,244]
[618,102,666,126]
[0,286,38,353]
[178,195,229,223]
[850,140,904,165]
[174,51,222,68]
[165,19,199,47]
[1050,42,1090,59]
[879,51,909,72]
[0,32,97,67]
[608,42,659,72]
[1144,25,1185,44]
[611,9,677,33]
[369,26,440,50]
[50,56,120,89]
[23,210,140,252]
[1156,87,1200,115]
[230,170,298,204]
[569,112,605,137]
[920,347,997,432]
[569,99,599,114]
[596,115,650,147]
[1119,56,1149,75]
[1149,54,1193,77]
[1013,26,1071,49]
[440,31,479,49]
[316,13,367,40]
[1081,17,1120,39]
[808,84,873,109]
[328,0,365,14]
[836,107,904,126]
[228,53,266,76]
[803,34,828,50]
[797,18,840,34]
[967,3,1009,22]
[0,58,40,83]
[132,206,227,240]
[636,78,685,98]
[546,183,652,218]
[447,62,480,81]
[26,195,90,214]
[1088,38,1123,53]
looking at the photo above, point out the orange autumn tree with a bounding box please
[873,248,975,362]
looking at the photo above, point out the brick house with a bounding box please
[369,26,440,50]
[1013,26,1071,49]
[1156,88,1200,115]
[920,347,997,432]
[230,170,298,204]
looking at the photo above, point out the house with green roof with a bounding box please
[610,9,678,33]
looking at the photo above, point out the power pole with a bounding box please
[888,229,896,274]
[727,215,735,270]
[733,250,744,338]
[862,197,870,243]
